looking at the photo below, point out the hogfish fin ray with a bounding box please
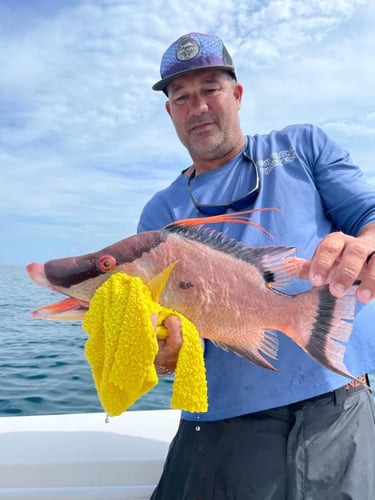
[212,329,279,371]
[277,284,368,387]
[167,208,281,239]
[299,285,366,384]
[146,261,179,302]
[169,221,301,291]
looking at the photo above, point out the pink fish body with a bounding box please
[26,211,358,381]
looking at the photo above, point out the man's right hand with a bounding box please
[151,314,183,375]
[151,314,205,375]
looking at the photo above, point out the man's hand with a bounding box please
[150,315,183,375]
[306,225,375,303]
[150,314,205,375]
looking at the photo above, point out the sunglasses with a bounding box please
[188,151,260,216]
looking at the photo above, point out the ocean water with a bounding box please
[0,265,173,417]
[1,265,374,417]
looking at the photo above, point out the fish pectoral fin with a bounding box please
[213,330,279,371]
[147,261,179,302]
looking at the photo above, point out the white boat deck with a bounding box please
[0,409,180,499]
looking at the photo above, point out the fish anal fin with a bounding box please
[213,330,279,371]
[147,261,179,302]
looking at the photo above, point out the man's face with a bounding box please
[165,70,243,163]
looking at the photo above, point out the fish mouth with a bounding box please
[26,262,89,321]
[30,297,89,321]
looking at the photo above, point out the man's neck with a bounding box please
[190,138,245,176]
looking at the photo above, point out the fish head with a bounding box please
[26,230,168,320]
[26,256,115,320]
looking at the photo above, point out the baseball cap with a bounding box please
[152,32,237,94]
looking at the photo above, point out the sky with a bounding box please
[1,0,375,265]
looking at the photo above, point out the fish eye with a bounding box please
[98,255,116,272]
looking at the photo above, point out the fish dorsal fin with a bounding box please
[166,208,280,239]
[259,248,299,289]
[147,261,179,302]
[212,329,279,371]
[168,221,298,291]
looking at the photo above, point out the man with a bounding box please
[138,32,375,499]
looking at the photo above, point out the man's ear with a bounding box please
[165,100,172,116]
[234,83,244,110]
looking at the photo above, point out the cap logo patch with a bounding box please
[176,38,200,61]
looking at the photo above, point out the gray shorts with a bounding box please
[151,384,375,500]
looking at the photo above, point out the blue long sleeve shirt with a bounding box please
[138,124,375,421]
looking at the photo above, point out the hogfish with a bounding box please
[26,210,359,381]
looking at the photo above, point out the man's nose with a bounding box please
[189,93,209,114]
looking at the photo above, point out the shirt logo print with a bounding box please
[256,147,297,174]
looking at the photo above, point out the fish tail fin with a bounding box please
[293,285,364,384]
[168,208,281,239]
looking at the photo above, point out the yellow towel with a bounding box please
[82,272,208,417]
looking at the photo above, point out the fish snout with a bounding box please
[26,263,54,291]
